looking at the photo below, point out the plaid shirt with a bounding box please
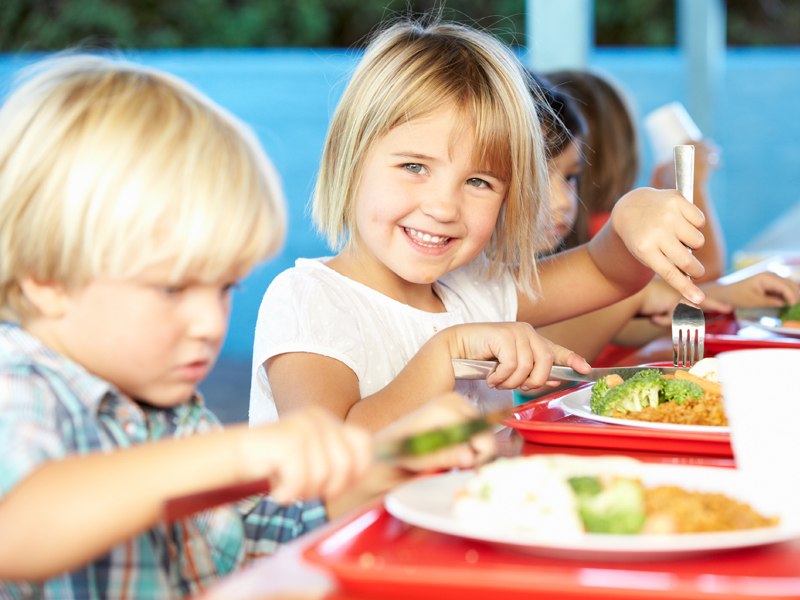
[0,323,327,600]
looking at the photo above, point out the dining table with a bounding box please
[198,255,800,600]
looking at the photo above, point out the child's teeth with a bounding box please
[405,227,448,246]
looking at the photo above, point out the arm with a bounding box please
[268,321,590,432]
[519,186,706,328]
[650,140,725,281]
[0,410,371,580]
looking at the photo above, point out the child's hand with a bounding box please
[246,407,373,504]
[447,322,591,392]
[375,392,496,473]
[703,272,800,309]
[611,187,706,304]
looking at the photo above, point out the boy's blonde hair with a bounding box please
[0,54,285,322]
[313,19,550,299]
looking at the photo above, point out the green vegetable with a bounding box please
[780,301,800,323]
[589,369,663,416]
[568,476,603,498]
[661,378,704,405]
[575,478,646,534]
[589,377,610,414]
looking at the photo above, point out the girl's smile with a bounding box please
[330,107,507,307]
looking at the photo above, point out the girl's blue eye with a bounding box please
[404,163,425,174]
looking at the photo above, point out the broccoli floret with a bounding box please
[628,368,663,384]
[568,476,603,498]
[589,377,610,413]
[592,376,662,416]
[661,378,704,405]
[575,478,646,534]
[780,301,800,323]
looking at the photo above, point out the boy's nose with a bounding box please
[187,291,229,342]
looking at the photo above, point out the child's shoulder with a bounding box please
[0,322,106,408]
[265,257,394,307]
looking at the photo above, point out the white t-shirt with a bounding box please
[249,257,519,425]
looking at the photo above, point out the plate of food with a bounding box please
[384,454,796,561]
[735,303,800,338]
[558,358,729,433]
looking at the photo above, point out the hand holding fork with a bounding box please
[671,145,705,367]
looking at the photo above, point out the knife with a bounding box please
[163,410,508,523]
[452,358,687,383]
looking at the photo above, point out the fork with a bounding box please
[671,144,705,367]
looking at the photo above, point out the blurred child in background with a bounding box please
[0,54,494,599]
[251,18,716,431]
[530,72,799,366]
[546,69,726,281]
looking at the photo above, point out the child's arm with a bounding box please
[0,408,371,580]
[519,186,707,328]
[268,321,590,432]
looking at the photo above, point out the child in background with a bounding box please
[251,18,713,431]
[0,55,494,598]
[545,69,726,281]
[531,74,800,364]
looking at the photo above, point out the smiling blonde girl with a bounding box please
[251,18,710,431]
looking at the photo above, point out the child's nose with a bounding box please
[420,184,460,222]
[187,291,229,342]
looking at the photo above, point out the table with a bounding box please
[200,335,800,600]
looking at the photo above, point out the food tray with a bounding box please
[304,501,800,600]
[503,385,734,458]
[705,314,800,353]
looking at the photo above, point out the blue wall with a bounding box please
[2,47,799,361]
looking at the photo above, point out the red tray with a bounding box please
[304,502,800,600]
[504,385,734,458]
[705,314,800,353]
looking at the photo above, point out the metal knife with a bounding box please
[452,358,687,383]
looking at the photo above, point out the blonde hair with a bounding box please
[546,69,640,248]
[313,19,550,299]
[0,54,286,322]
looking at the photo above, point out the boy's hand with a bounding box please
[246,407,373,504]
[375,392,496,472]
[611,187,706,304]
[447,322,591,392]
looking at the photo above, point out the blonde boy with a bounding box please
[0,55,492,598]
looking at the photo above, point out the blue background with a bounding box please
[2,47,799,363]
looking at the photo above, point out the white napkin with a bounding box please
[718,348,800,521]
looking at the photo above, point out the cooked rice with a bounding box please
[611,393,727,427]
[643,485,779,533]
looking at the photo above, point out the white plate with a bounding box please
[558,386,730,434]
[384,464,799,561]
[735,306,800,338]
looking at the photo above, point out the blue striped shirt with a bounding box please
[0,323,327,599]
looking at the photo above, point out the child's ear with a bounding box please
[18,277,70,318]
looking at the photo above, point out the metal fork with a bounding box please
[671,144,704,367]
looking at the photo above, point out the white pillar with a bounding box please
[525,0,593,72]
[677,0,726,138]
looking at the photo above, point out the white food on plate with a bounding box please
[453,455,643,538]
[688,357,720,383]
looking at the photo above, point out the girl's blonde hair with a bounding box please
[546,69,640,248]
[313,19,550,299]
[0,54,286,322]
